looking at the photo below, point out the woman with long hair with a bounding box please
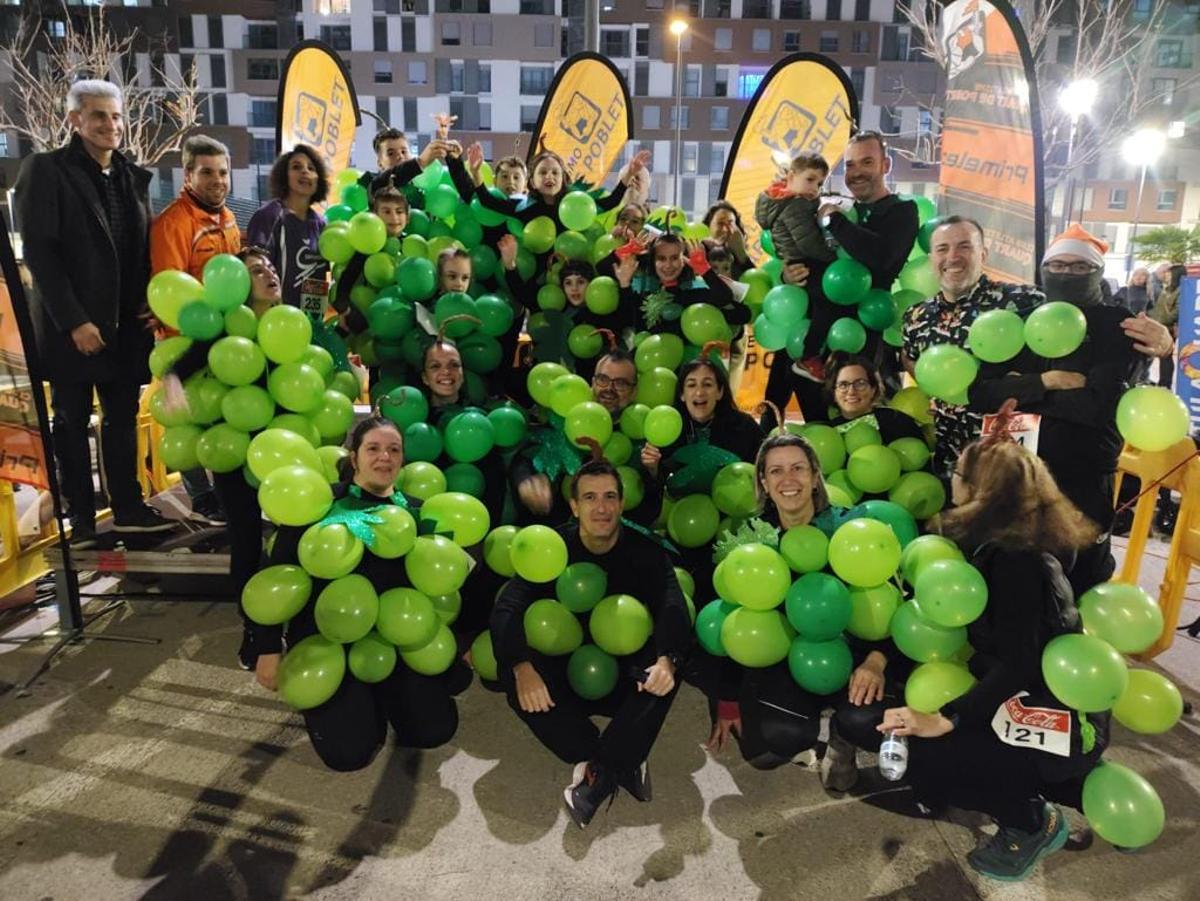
[877,419,1106,882]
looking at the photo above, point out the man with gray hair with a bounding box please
[150,133,241,526]
[15,79,173,547]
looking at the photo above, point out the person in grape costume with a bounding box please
[490,458,691,829]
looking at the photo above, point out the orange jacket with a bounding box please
[150,188,241,279]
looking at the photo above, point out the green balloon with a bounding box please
[475,293,515,337]
[565,400,614,449]
[1078,581,1164,655]
[278,635,346,711]
[846,581,901,641]
[556,562,608,613]
[401,624,457,675]
[1116,385,1190,452]
[619,403,650,441]
[567,644,618,699]
[269,413,321,447]
[1024,301,1087,359]
[257,305,313,365]
[196,423,250,473]
[208,335,266,386]
[349,630,398,683]
[696,599,736,656]
[559,191,598,231]
[890,386,933,424]
[822,257,872,305]
[779,525,830,573]
[967,309,1025,363]
[420,491,491,547]
[181,376,227,425]
[444,462,485,498]
[643,405,683,447]
[828,518,901,588]
[309,389,354,440]
[857,289,897,331]
[752,312,790,352]
[846,445,902,494]
[158,424,202,471]
[791,422,846,474]
[549,373,592,416]
[785,572,851,641]
[527,361,570,407]
[913,559,988,628]
[905,661,976,713]
[469,630,499,681]
[827,317,867,353]
[510,525,569,583]
[367,296,415,341]
[397,256,437,301]
[859,500,918,548]
[1042,633,1128,712]
[178,299,224,341]
[634,367,677,408]
[247,428,321,481]
[425,183,460,219]
[149,335,194,378]
[458,333,502,374]
[762,284,810,326]
[635,333,686,372]
[219,385,275,433]
[888,471,947,519]
[268,362,324,414]
[589,594,653,656]
[721,607,793,667]
[487,405,528,448]
[914,343,979,401]
[898,255,940,296]
[405,535,470,596]
[603,431,633,466]
[711,462,758,518]
[668,494,720,548]
[788,636,853,694]
[890,601,967,663]
[314,574,379,643]
[380,385,429,432]
[522,215,557,253]
[444,409,495,463]
[616,465,644,511]
[435,292,479,337]
[1082,762,1165,849]
[841,420,882,455]
[722,543,792,610]
[585,276,620,315]
[1113,668,1183,734]
[399,461,447,500]
[370,504,417,559]
[147,269,203,328]
[899,534,964,585]
[316,445,348,483]
[484,525,519,577]
[377,586,439,651]
[402,421,443,463]
[258,464,333,526]
[149,384,192,427]
[888,437,931,472]
[241,564,312,626]
[298,523,364,580]
[680,303,732,346]
[524,598,584,655]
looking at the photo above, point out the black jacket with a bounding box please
[15,134,154,383]
[826,194,919,291]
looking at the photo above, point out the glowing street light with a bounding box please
[1121,127,1167,278]
[670,19,689,208]
[1058,78,1098,231]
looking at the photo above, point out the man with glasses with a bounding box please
[510,350,640,524]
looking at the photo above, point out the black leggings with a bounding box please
[501,652,679,772]
[212,471,264,625]
[302,663,460,772]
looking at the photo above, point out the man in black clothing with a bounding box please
[490,460,692,828]
[15,80,173,547]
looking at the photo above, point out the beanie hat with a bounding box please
[1042,224,1108,268]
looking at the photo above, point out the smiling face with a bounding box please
[562,273,589,306]
[531,157,564,199]
[495,161,528,196]
[843,136,890,203]
[654,241,686,283]
[570,472,623,545]
[375,198,409,237]
[286,152,319,202]
[70,94,123,158]
[185,153,230,208]
[422,342,464,403]
[682,365,723,423]
[376,137,411,170]
[761,445,815,519]
[707,207,737,242]
[244,253,282,318]
[592,357,637,414]
[352,425,404,495]
[931,221,987,299]
[832,363,877,419]
[787,166,825,200]
[439,256,472,294]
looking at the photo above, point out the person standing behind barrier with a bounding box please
[15,80,174,548]
[1115,267,1150,315]
[247,144,329,316]
[150,134,241,529]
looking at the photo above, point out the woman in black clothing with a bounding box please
[264,416,461,771]
[877,429,1105,882]
[702,200,754,279]
[823,353,927,444]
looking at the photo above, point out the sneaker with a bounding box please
[820,725,859,792]
[69,522,98,550]
[791,355,826,383]
[967,802,1069,882]
[112,505,176,534]
[188,494,227,527]
[564,761,617,829]
[617,760,652,802]
[237,627,258,671]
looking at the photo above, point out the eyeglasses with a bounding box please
[425,360,462,373]
[1044,260,1099,275]
[593,374,635,391]
[835,378,872,393]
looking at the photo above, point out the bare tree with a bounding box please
[899,0,1195,191]
[0,2,199,165]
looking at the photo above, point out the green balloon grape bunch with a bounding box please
[149,261,360,497]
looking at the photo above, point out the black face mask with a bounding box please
[1041,268,1104,308]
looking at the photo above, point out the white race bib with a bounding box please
[991,692,1072,757]
[982,411,1041,454]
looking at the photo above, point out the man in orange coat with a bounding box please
[149,134,241,525]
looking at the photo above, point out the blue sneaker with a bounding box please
[967,802,1069,882]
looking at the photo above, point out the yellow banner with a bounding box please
[531,53,633,185]
[721,55,856,410]
[277,41,361,173]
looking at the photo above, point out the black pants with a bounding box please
[762,353,827,427]
[50,379,143,524]
[501,652,679,772]
[907,723,1105,831]
[303,662,460,772]
[212,471,264,597]
[1158,353,1174,389]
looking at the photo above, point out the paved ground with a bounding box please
[0,538,1197,901]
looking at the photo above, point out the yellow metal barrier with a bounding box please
[0,480,54,598]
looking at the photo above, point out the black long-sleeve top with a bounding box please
[825,194,920,291]
[489,522,692,672]
[627,268,749,338]
[473,180,628,228]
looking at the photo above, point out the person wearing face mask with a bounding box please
[490,458,691,829]
[966,226,1158,596]
[689,433,901,791]
[261,416,462,771]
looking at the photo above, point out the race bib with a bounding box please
[991,692,1071,757]
[982,411,1041,454]
[300,277,329,325]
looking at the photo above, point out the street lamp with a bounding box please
[1121,126,1167,279]
[670,18,688,211]
[1058,77,1098,230]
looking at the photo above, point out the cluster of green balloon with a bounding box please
[786,421,943,520]
[666,460,759,548]
[751,285,811,358]
[147,254,251,339]
[152,298,360,502]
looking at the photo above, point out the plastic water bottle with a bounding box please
[879,731,908,781]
